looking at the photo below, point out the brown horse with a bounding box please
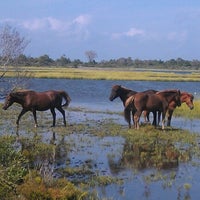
[109,85,157,128]
[165,91,194,126]
[3,90,71,127]
[124,89,181,130]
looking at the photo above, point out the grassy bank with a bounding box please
[2,66,200,81]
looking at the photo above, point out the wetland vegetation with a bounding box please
[0,73,200,199]
[0,99,200,199]
[2,66,200,81]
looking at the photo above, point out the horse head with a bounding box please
[2,91,26,110]
[109,85,122,101]
[181,92,194,110]
[2,93,15,110]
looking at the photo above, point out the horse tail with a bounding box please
[124,106,131,125]
[60,91,71,107]
[124,95,135,127]
[125,95,135,109]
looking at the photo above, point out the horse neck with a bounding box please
[13,93,26,105]
[119,89,136,105]
[161,91,178,103]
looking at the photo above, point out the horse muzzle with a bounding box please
[190,106,194,110]
[2,106,7,110]
[109,96,114,101]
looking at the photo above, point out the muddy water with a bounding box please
[3,78,200,199]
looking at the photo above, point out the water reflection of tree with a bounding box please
[109,137,182,173]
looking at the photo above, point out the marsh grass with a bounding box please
[0,102,200,199]
[174,99,200,119]
[2,66,200,81]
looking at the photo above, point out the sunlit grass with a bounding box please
[2,66,200,81]
[174,99,200,119]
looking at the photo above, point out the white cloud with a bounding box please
[112,27,145,39]
[125,28,145,37]
[73,15,91,26]
[0,15,91,41]
[167,31,188,42]
[21,15,91,32]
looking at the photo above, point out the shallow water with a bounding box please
[2,78,200,199]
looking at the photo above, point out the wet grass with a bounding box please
[0,103,200,199]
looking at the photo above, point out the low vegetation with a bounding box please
[2,66,200,81]
[0,101,200,199]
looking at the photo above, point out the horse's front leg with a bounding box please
[32,110,38,127]
[167,109,173,126]
[50,108,56,127]
[161,111,166,130]
[16,109,28,127]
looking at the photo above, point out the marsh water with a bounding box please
[3,78,200,199]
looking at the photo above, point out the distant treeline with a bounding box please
[1,54,200,70]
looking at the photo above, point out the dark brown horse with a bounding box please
[165,91,194,126]
[109,85,157,127]
[124,89,181,129]
[109,85,137,106]
[3,90,71,127]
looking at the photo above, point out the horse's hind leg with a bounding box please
[32,110,38,127]
[50,108,56,127]
[134,111,142,129]
[57,107,66,126]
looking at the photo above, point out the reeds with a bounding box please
[2,66,200,81]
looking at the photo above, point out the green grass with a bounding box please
[2,66,200,81]
[174,99,200,119]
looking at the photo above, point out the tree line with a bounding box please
[1,54,200,70]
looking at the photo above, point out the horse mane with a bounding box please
[112,85,133,93]
[181,91,194,97]
[156,89,179,95]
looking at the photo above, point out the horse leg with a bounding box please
[143,110,150,123]
[50,108,56,127]
[152,111,157,127]
[134,111,142,129]
[57,107,66,126]
[131,110,136,128]
[161,112,166,130]
[16,109,28,127]
[157,111,161,125]
[167,110,173,126]
[32,110,38,127]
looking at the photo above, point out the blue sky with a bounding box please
[1,0,200,61]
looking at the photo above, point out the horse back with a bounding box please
[134,92,163,112]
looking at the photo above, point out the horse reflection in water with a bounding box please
[3,90,71,127]
[125,90,181,129]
